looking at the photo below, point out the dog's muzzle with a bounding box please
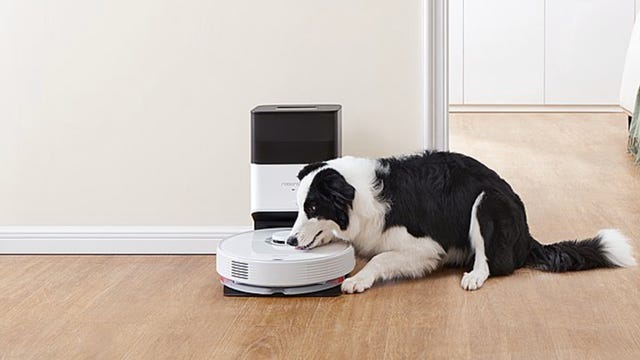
[286,236,298,246]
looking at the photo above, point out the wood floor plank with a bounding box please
[1,113,639,359]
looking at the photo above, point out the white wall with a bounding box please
[0,0,425,226]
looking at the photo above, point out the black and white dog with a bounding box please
[286,151,636,293]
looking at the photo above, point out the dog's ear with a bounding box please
[314,169,355,230]
[297,162,327,180]
[319,170,355,207]
[305,168,356,229]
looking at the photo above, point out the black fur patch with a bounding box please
[297,162,327,180]
[373,150,617,275]
[375,151,519,251]
[304,168,355,230]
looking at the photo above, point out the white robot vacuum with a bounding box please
[217,228,355,296]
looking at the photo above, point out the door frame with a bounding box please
[424,0,449,151]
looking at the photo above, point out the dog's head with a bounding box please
[287,162,355,249]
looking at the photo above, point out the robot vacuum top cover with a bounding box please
[216,228,355,289]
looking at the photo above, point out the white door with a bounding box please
[463,0,544,104]
[545,0,635,104]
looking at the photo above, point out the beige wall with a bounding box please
[0,0,425,226]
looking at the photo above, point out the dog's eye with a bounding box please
[308,205,317,213]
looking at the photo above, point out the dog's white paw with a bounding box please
[460,270,489,291]
[341,275,374,294]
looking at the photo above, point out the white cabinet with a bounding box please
[449,0,464,104]
[463,0,544,104]
[545,0,635,104]
[450,0,636,106]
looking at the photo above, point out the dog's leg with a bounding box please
[341,236,444,294]
[341,250,442,293]
[461,192,490,291]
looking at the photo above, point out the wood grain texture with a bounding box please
[2,113,640,359]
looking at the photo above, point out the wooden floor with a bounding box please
[2,113,640,359]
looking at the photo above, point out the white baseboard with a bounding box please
[0,226,251,254]
[449,104,624,113]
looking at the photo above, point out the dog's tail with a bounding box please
[526,229,636,272]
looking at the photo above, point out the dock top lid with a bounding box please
[252,104,341,113]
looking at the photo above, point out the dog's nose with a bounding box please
[286,236,298,246]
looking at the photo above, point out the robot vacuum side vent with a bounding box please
[230,261,249,280]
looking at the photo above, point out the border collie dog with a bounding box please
[286,152,636,293]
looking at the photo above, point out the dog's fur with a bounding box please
[286,151,636,293]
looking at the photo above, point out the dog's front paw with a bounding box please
[460,270,489,291]
[341,275,374,294]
